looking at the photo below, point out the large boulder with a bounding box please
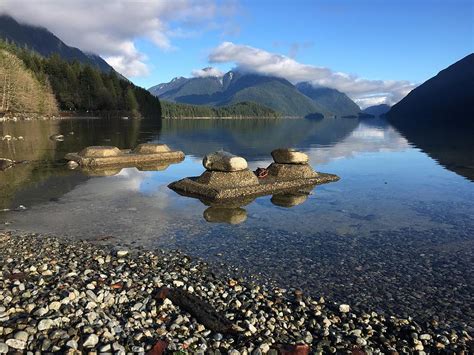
[79,146,121,158]
[133,143,170,154]
[203,151,248,172]
[267,163,317,180]
[271,148,309,164]
[0,158,13,171]
[196,169,259,188]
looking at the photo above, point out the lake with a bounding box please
[1,117,473,329]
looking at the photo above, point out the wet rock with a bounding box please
[0,158,13,171]
[133,143,171,154]
[66,161,79,170]
[203,151,248,172]
[50,134,65,142]
[271,148,309,164]
[79,146,121,158]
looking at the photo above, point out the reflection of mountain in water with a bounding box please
[392,121,474,182]
[0,119,161,209]
[157,118,359,159]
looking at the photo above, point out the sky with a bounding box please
[1,0,472,107]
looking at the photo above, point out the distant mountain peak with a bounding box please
[295,81,360,117]
[0,14,116,74]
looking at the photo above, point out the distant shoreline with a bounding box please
[162,116,302,120]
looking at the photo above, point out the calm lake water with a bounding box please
[1,117,473,328]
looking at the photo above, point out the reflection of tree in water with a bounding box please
[0,118,161,209]
[392,121,474,182]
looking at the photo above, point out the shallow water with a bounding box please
[1,117,473,327]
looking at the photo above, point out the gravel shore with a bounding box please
[0,232,472,354]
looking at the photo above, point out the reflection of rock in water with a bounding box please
[0,118,161,209]
[392,122,474,182]
[203,207,247,224]
[271,193,308,208]
[271,188,312,208]
[80,168,123,177]
[136,163,170,172]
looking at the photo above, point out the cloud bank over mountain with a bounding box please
[0,0,238,77]
[208,42,416,107]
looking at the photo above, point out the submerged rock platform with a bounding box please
[65,144,184,169]
[169,149,339,201]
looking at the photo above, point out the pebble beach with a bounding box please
[0,232,472,354]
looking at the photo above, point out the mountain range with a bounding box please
[0,14,115,74]
[149,69,361,118]
[363,104,391,117]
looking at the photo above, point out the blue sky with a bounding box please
[2,0,472,106]
[136,0,472,88]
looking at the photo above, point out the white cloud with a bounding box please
[191,67,224,78]
[0,0,238,78]
[209,42,416,107]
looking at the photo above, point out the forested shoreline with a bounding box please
[0,40,161,119]
[161,100,281,118]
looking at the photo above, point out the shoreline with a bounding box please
[0,231,471,353]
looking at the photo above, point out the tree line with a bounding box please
[0,39,161,118]
[161,100,281,118]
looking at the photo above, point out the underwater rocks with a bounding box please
[0,231,472,353]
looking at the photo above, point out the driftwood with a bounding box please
[155,287,241,335]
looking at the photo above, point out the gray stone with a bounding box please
[271,148,309,164]
[116,250,129,258]
[14,331,29,342]
[0,342,8,354]
[66,340,78,349]
[203,151,248,172]
[339,304,350,313]
[83,334,99,348]
[6,339,26,350]
[38,319,54,331]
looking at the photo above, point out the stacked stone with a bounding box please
[268,148,318,180]
[198,151,259,188]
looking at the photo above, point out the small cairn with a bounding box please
[267,148,318,180]
[197,151,259,188]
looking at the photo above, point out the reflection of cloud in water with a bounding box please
[307,123,410,166]
[248,123,410,168]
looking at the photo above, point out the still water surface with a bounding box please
[1,118,473,327]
